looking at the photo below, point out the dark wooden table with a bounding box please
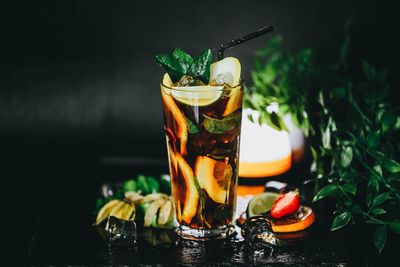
[25,159,349,266]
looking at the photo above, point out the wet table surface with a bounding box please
[25,162,349,266]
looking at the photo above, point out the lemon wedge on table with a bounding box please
[247,192,279,218]
[210,57,241,87]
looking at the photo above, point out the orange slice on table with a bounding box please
[271,205,315,233]
[195,156,232,204]
[274,229,312,240]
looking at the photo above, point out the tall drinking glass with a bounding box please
[161,74,244,240]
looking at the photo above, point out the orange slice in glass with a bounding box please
[223,86,243,116]
[175,152,199,224]
[195,156,232,204]
[161,73,188,155]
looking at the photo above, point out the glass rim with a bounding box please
[161,77,244,92]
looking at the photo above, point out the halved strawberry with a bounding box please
[270,191,300,219]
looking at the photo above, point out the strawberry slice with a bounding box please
[270,191,300,219]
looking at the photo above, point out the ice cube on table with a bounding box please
[241,216,277,247]
[106,216,137,252]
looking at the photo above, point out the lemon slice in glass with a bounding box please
[161,73,173,94]
[171,85,224,106]
[210,57,241,86]
[247,192,279,218]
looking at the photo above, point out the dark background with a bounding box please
[1,0,399,265]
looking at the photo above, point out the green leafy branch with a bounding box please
[246,34,400,253]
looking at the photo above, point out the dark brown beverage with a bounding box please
[161,74,243,239]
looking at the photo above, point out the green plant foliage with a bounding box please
[331,211,352,231]
[246,33,400,253]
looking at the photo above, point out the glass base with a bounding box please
[176,224,235,241]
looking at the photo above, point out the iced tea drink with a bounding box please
[156,48,244,239]
[161,75,243,239]
[156,25,274,239]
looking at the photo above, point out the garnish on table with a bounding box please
[246,190,315,235]
[270,191,300,219]
[94,175,174,229]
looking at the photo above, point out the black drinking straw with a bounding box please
[216,25,274,60]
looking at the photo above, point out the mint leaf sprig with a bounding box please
[155,48,212,83]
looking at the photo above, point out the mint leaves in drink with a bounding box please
[203,110,241,134]
[184,116,200,134]
[155,48,212,83]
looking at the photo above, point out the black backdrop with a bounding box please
[1,0,400,159]
[1,0,399,264]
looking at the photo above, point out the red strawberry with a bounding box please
[270,191,300,219]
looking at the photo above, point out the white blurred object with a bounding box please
[284,114,305,164]
[239,108,291,177]
[239,108,305,178]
